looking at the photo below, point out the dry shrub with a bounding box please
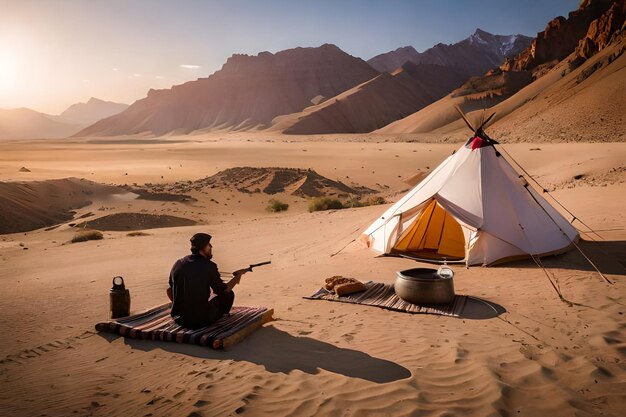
[71,230,103,243]
[266,199,289,212]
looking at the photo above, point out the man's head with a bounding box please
[190,233,212,258]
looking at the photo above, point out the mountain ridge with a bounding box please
[58,97,129,125]
[271,62,466,134]
[75,44,379,137]
[367,28,532,76]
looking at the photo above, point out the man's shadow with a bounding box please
[112,326,412,384]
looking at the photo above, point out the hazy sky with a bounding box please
[0,0,578,114]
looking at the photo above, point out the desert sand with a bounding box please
[0,133,625,417]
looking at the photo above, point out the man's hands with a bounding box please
[226,269,248,291]
[232,268,250,277]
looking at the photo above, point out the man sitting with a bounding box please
[167,233,248,328]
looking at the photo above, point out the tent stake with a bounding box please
[531,255,597,309]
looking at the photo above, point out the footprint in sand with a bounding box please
[455,347,469,363]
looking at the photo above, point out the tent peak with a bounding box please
[465,129,499,150]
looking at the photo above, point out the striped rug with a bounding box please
[95,303,273,349]
[304,282,467,317]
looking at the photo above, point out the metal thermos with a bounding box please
[110,276,131,318]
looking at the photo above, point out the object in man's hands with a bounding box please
[247,261,271,271]
[324,275,365,295]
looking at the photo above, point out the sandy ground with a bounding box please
[1,134,625,417]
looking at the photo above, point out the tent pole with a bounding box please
[520,175,613,284]
[530,254,567,304]
[567,239,613,284]
[330,238,356,258]
[530,255,596,308]
[330,221,376,257]
[497,144,613,284]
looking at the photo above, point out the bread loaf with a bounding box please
[334,281,366,296]
[324,275,354,290]
[324,275,366,295]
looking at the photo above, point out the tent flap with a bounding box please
[392,199,465,261]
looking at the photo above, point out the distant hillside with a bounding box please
[0,108,82,140]
[75,44,379,137]
[367,29,532,77]
[271,62,465,134]
[59,97,128,125]
[377,0,626,142]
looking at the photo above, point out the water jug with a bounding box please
[110,276,131,318]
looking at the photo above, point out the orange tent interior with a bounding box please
[392,199,465,261]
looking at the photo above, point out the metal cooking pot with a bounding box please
[394,267,455,305]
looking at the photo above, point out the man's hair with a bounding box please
[190,233,212,254]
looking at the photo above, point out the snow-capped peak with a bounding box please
[499,34,520,56]
[469,29,488,45]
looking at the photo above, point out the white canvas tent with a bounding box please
[360,132,579,266]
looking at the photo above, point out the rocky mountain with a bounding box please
[379,35,625,143]
[76,44,379,137]
[366,46,421,74]
[58,97,128,125]
[0,108,82,140]
[501,0,622,73]
[367,29,532,77]
[380,0,626,140]
[271,62,466,134]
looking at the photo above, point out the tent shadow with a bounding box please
[113,326,412,384]
[499,239,626,276]
[459,296,506,319]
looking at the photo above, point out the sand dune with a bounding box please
[0,178,119,234]
[193,167,374,198]
[76,212,197,231]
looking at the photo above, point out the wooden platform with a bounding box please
[95,303,274,349]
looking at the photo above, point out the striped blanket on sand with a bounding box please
[305,281,467,317]
[95,303,273,349]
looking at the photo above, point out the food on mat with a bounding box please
[324,275,366,295]
[335,281,366,296]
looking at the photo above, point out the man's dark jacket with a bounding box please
[168,254,228,327]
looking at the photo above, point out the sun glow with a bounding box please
[0,33,28,107]
[0,50,19,94]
